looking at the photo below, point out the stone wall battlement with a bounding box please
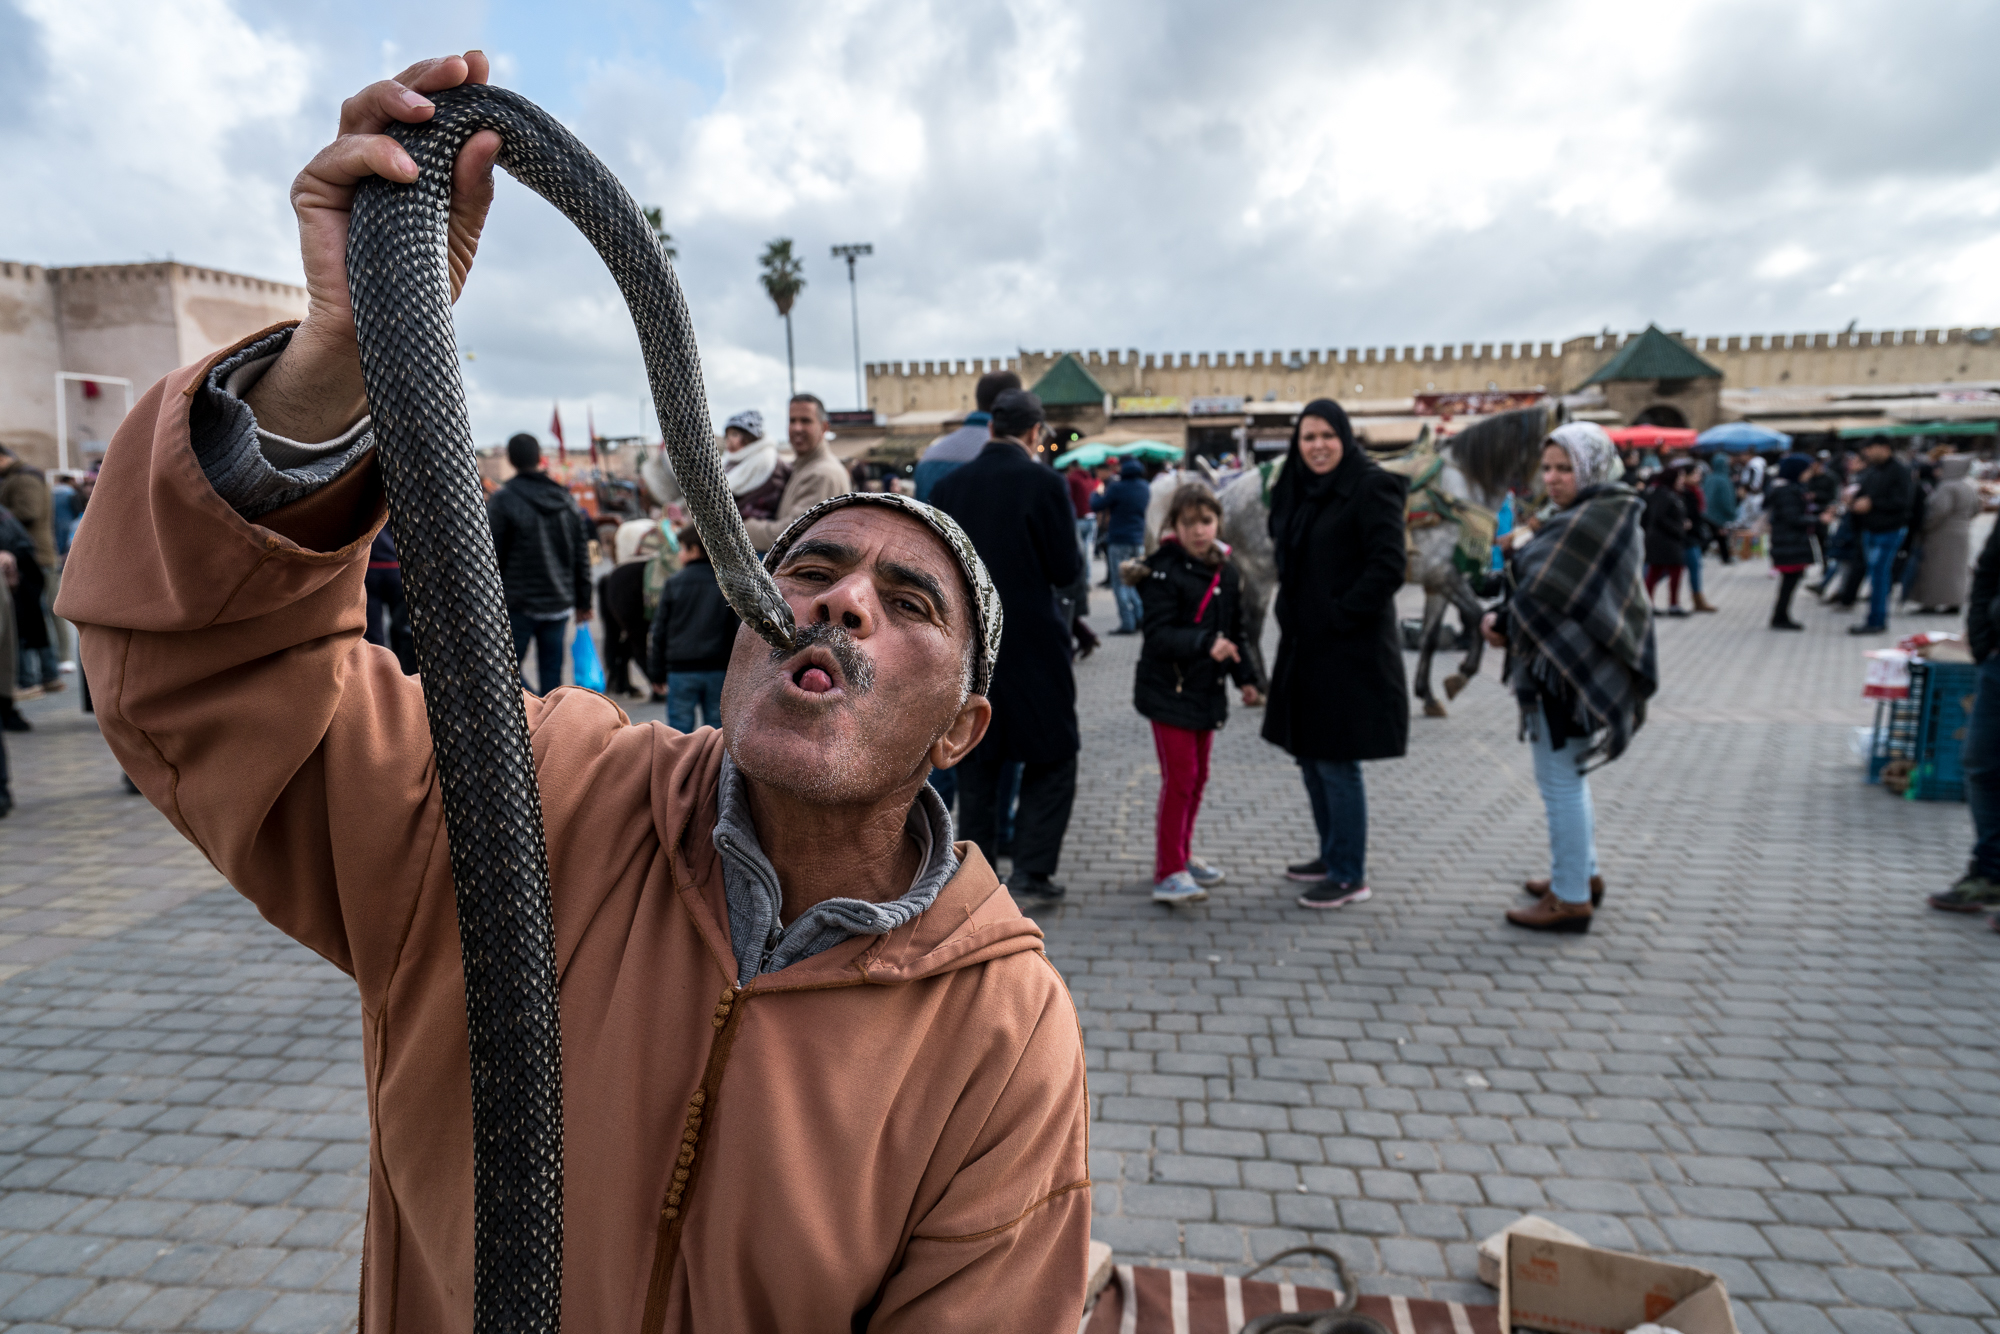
[865,325,2000,416]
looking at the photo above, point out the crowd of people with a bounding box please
[1625,436,1977,634]
[0,443,96,817]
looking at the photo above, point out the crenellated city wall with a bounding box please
[0,260,307,469]
[865,326,2000,416]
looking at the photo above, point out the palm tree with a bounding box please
[759,238,806,395]
[641,206,677,260]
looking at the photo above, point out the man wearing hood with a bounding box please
[54,51,1087,1334]
[488,431,592,694]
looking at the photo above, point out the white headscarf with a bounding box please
[723,436,781,497]
[1545,421,1622,493]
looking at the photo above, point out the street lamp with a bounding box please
[831,243,873,411]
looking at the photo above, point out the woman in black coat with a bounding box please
[1262,398,1410,910]
[1765,454,1817,631]
[1642,467,1690,616]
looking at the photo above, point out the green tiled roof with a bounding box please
[1031,353,1108,407]
[1581,325,1723,386]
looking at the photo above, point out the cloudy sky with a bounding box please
[5,0,1998,443]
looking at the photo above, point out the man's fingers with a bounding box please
[463,49,491,84]
[338,78,439,138]
[391,54,471,96]
[454,129,502,199]
[300,133,419,195]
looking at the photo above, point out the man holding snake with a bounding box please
[56,52,1088,1334]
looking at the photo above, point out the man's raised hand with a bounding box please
[249,52,501,443]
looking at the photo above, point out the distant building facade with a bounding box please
[0,260,307,471]
[864,324,2000,446]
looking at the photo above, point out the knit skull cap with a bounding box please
[725,409,764,440]
[763,492,1004,696]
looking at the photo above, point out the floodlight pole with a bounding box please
[831,243,873,411]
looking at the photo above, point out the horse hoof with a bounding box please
[1443,674,1467,700]
[1423,699,1448,718]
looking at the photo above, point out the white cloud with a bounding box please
[5,0,2000,445]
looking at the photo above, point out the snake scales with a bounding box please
[348,82,799,1331]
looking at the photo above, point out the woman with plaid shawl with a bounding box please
[1481,422,1659,933]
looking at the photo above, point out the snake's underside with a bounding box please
[348,81,796,1332]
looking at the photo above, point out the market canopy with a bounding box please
[1696,421,1792,452]
[1052,439,1182,470]
[1606,425,1698,449]
[1031,353,1108,407]
[1837,421,1999,439]
[1581,325,1723,387]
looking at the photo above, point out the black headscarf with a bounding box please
[1268,397,1359,568]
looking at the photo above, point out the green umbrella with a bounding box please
[1836,421,1997,439]
[1052,439,1184,469]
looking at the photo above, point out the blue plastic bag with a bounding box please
[571,622,607,693]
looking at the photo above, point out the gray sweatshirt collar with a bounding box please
[713,754,959,987]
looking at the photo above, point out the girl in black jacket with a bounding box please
[1130,484,1259,904]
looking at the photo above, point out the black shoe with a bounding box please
[1770,618,1804,631]
[1110,627,1140,636]
[1010,874,1066,904]
[1664,607,1689,618]
[0,708,28,733]
[1286,858,1327,883]
[1297,880,1372,909]
[1848,623,1887,635]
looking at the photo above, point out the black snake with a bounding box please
[348,82,799,1331]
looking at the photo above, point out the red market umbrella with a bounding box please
[1605,425,1698,450]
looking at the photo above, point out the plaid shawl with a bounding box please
[1508,483,1657,767]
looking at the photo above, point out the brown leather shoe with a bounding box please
[1506,895,1594,933]
[1521,875,1604,907]
[1693,594,1719,613]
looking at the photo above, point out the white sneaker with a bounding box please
[1186,856,1226,887]
[1152,871,1208,904]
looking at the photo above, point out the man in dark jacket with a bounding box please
[646,527,740,733]
[1846,437,1914,635]
[931,390,1083,903]
[1930,521,2000,916]
[1091,457,1151,633]
[488,432,592,694]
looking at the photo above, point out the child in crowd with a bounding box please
[1126,484,1261,904]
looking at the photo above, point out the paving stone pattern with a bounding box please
[0,554,1986,1330]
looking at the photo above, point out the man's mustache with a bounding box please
[771,621,876,694]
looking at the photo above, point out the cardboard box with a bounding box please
[1498,1233,1738,1334]
[1476,1215,1588,1288]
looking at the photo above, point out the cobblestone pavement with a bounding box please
[0,553,1983,1330]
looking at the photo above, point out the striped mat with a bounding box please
[1081,1264,1500,1334]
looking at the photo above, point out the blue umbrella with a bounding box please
[1695,421,1792,452]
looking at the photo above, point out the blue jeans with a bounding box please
[1966,656,2000,881]
[1861,528,1906,629]
[1530,705,1599,904]
[666,669,727,733]
[508,611,567,696]
[1683,542,1703,596]
[1076,518,1097,585]
[1107,543,1144,631]
[1298,758,1367,885]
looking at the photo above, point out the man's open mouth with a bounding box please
[782,645,846,696]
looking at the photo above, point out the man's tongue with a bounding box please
[798,666,835,694]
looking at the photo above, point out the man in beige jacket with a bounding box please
[743,393,855,551]
[56,51,1087,1334]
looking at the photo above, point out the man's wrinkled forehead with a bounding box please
[777,507,972,619]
